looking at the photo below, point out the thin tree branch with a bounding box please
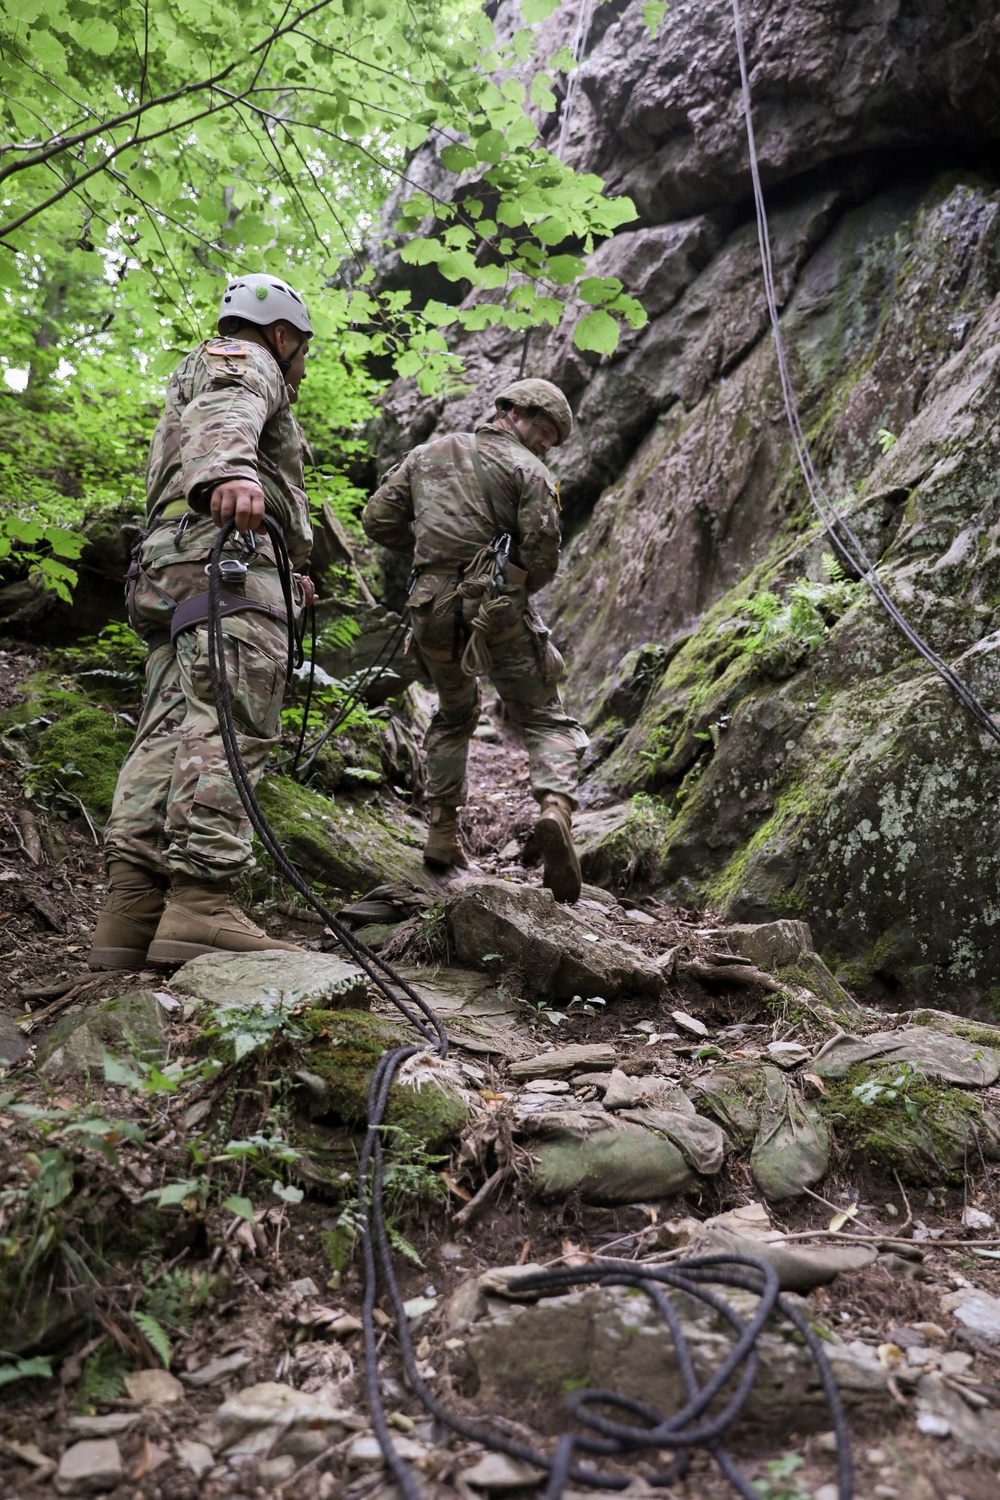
[0,0,340,187]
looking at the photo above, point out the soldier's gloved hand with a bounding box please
[211,478,266,533]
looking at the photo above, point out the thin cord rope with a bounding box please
[731,0,1000,746]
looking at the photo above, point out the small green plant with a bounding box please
[76,1343,130,1412]
[0,1354,53,1388]
[199,991,312,1062]
[754,1452,810,1500]
[742,555,859,663]
[517,995,568,1028]
[568,995,607,1017]
[852,1060,923,1121]
[877,427,897,454]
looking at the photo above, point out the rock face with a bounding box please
[367,0,1000,1006]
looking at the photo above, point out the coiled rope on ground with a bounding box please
[206,519,854,1498]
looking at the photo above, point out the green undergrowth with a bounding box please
[818,1063,991,1183]
[0,665,137,824]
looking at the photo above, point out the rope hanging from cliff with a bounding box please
[731,0,1000,748]
[204,518,854,1500]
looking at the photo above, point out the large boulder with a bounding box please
[446,880,665,1002]
[463,1281,889,1433]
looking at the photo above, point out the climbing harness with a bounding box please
[205,518,854,1499]
[731,0,1000,747]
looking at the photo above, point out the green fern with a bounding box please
[133,1312,171,1369]
[76,1344,129,1411]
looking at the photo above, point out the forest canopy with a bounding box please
[0,0,653,598]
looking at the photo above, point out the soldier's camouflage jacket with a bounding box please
[362,418,561,591]
[146,338,312,567]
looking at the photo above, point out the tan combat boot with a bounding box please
[146,874,303,965]
[534,792,582,904]
[422,805,469,870]
[88,861,167,970]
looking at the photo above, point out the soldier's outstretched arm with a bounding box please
[362,455,417,553]
[180,351,285,528]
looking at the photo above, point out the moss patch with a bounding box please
[40,705,134,821]
[300,1009,468,1148]
[819,1063,991,1184]
[256,777,426,899]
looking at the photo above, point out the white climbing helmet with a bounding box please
[218,273,313,335]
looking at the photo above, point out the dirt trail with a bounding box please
[3,660,1000,1500]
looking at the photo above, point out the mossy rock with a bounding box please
[819,1064,1000,1184]
[689,1069,761,1144]
[38,990,166,1080]
[296,1009,469,1148]
[255,777,428,899]
[774,952,862,1021]
[14,699,132,822]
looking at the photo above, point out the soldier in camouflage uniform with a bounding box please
[362,379,587,903]
[89,274,315,969]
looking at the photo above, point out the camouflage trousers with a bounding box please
[408,572,588,808]
[103,515,292,880]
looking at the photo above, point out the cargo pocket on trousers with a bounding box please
[525,607,565,687]
[188,625,282,739]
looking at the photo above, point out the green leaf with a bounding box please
[534,216,571,246]
[273,1181,304,1203]
[642,1,669,40]
[103,1052,144,1089]
[73,17,119,54]
[437,249,476,282]
[232,1032,259,1062]
[544,253,586,285]
[133,1312,171,1369]
[520,0,560,21]
[474,129,505,164]
[573,309,620,356]
[579,276,623,306]
[28,26,68,74]
[440,143,478,173]
[0,1356,53,1387]
[149,1179,202,1207]
[530,73,558,112]
[223,1194,256,1222]
[399,238,445,266]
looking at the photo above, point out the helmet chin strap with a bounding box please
[261,330,307,377]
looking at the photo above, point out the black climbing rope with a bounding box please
[205,517,854,1499]
[288,610,410,782]
[731,0,1000,747]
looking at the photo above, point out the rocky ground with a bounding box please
[3,641,1000,1500]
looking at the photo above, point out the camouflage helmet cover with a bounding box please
[494,378,572,445]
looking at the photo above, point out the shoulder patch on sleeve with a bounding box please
[204,339,248,357]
